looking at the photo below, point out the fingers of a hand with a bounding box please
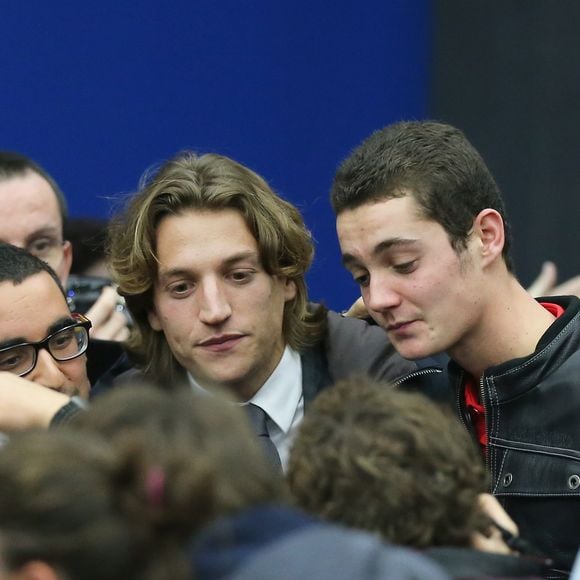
[478,493,519,536]
[85,287,120,327]
[0,372,69,430]
[527,261,558,297]
[90,310,130,342]
[471,493,520,555]
[549,275,580,298]
[343,297,368,319]
[471,528,512,555]
[110,322,131,342]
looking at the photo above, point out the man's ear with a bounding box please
[472,209,505,267]
[9,560,60,580]
[283,278,297,303]
[147,307,163,331]
[59,240,73,284]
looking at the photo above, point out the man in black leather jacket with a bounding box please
[331,120,580,576]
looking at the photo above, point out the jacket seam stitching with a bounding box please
[495,491,580,496]
[490,444,580,461]
[488,376,500,478]
[493,451,509,494]
[490,310,580,379]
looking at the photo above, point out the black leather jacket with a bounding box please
[451,295,580,577]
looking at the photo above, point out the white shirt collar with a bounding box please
[249,346,302,434]
[187,345,302,434]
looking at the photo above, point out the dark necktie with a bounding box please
[245,403,282,471]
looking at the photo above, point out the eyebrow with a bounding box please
[0,316,76,351]
[0,226,61,247]
[342,238,419,267]
[157,251,261,281]
[25,226,61,241]
[48,316,78,335]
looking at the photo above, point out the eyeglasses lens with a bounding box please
[48,327,87,360]
[0,346,35,375]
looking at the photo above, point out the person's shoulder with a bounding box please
[90,352,143,399]
[86,338,126,385]
[533,294,580,354]
[322,309,416,383]
[324,308,389,344]
[320,310,452,404]
[228,524,451,580]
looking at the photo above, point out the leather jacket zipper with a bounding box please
[455,370,468,428]
[479,375,489,468]
[393,366,443,387]
[456,371,489,469]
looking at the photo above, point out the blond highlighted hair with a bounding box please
[108,152,325,385]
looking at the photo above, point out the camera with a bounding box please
[65,275,114,315]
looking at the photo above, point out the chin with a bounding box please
[210,371,251,391]
[393,341,437,362]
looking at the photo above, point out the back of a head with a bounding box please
[330,120,513,270]
[0,242,64,295]
[287,377,489,548]
[0,429,159,580]
[76,383,285,518]
[0,384,284,580]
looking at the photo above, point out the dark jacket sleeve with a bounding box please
[324,310,417,383]
[49,396,88,428]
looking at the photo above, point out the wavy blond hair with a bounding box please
[108,152,325,385]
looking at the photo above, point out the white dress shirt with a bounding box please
[188,346,304,471]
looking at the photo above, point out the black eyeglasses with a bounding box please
[0,314,92,377]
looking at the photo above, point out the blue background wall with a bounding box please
[1,1,429,310]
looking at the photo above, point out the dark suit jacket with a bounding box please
[91,309,451,405]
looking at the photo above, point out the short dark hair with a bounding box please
[0,242,65,298]
[0,151,68,224]
[330,121,513,271]
[288,377,491,548]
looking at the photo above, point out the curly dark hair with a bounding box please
[287,377,491,548]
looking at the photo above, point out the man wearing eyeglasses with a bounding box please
[0,243,90,399]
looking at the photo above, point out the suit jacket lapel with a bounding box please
[300,342,332,409]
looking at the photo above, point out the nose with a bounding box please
[28,349,67,392]
[198,278,232,325]
[364,272,403,313]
